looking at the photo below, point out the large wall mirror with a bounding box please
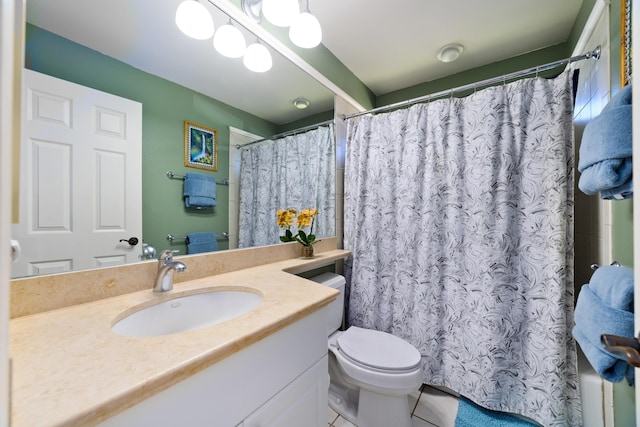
[12,0,337,279]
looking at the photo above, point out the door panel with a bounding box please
[11,69,142,278]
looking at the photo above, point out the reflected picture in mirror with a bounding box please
[184,121,219,171]
[14,0,336,279]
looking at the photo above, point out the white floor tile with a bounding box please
[412,386,459,427]
[328,406,339,425]
[412,415,437,427]
[408,386,423,413]
[333,416,358,427]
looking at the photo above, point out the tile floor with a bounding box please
[327,384,460,427]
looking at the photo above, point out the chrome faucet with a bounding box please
[153,250,186,292]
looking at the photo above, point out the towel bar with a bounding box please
[167,232,229,242]
[166,170,229,186]
[591,261,621,270]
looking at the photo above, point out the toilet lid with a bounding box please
[336,327,421,371]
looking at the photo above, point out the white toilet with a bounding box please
[310,273,423,427]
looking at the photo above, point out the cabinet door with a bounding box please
[244,356,328,427]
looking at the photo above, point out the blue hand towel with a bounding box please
[183,173,217,209]
[186,232,218,254]
[454,397,538,427]
[578,84,633,199]
[572,265,635,384]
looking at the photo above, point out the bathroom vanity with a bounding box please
[99,309,329,427]
[9,245,349,427]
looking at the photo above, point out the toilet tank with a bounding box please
[309,272,345,336]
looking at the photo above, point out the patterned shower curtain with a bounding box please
[343,72,580,426]
[238,124,335,248]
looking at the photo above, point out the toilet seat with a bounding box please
[329,327,423,392]
[336,327,421,371]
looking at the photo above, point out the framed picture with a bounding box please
[620,0,632,87]
[184,121,218,171]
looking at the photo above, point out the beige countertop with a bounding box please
[10,250,349,427]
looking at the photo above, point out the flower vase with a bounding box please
[300,245,314,259]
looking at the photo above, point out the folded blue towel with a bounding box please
[186,232,218,254]
[578,84,633,199]
[573,265,635,384]
[454,397,538,427]
[183,173,216,209]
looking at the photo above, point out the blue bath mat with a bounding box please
[455,397,539,427]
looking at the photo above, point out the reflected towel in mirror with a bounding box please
[183,172,217,208]
[186,232,218,254]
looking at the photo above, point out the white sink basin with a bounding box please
[112,290,262,337]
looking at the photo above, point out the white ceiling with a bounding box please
[312,0,584,96]
[25,0,584,125]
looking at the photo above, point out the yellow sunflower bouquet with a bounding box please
[276,208,319,247]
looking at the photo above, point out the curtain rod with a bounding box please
[235,119,334,149]
[342,46,601,120]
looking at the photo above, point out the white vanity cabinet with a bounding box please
[98,307,329,427]
[242,356,328,427]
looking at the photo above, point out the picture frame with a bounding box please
[620,0,632,87]
[184,120,218,171]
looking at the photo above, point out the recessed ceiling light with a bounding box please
[293,98,310,109]
[436,43,464,63]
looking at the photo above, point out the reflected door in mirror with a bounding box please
[11,70,142,278]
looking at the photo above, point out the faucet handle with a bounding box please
[158,249,180,263]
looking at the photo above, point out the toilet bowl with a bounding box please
[310,273,423,427]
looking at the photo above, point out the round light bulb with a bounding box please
[175,0,214,40]
[213,24,247,58]
[289,12,322,48]
[243,43,273,72]
[262,0,300,27]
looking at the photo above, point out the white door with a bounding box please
[11,69,142,278]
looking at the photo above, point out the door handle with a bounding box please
[601,334,640,367]
[119,237,139,246]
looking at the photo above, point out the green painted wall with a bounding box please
[278,109,334,133]
[568,0,598,50]
[24,24,278,256]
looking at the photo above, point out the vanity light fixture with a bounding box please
[262,0,300,27]
[213,21,247,58]
[241,0,322,49]
[175,0,215,40]
[242,0,263,23]
[289,10,322,48]
[244,41,273,72]
[293,98,310,109]
[436,43,464,63]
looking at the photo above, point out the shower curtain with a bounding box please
[344,72,579,426]
[238,125,335,248]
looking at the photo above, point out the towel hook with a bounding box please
[602,334,640,368]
